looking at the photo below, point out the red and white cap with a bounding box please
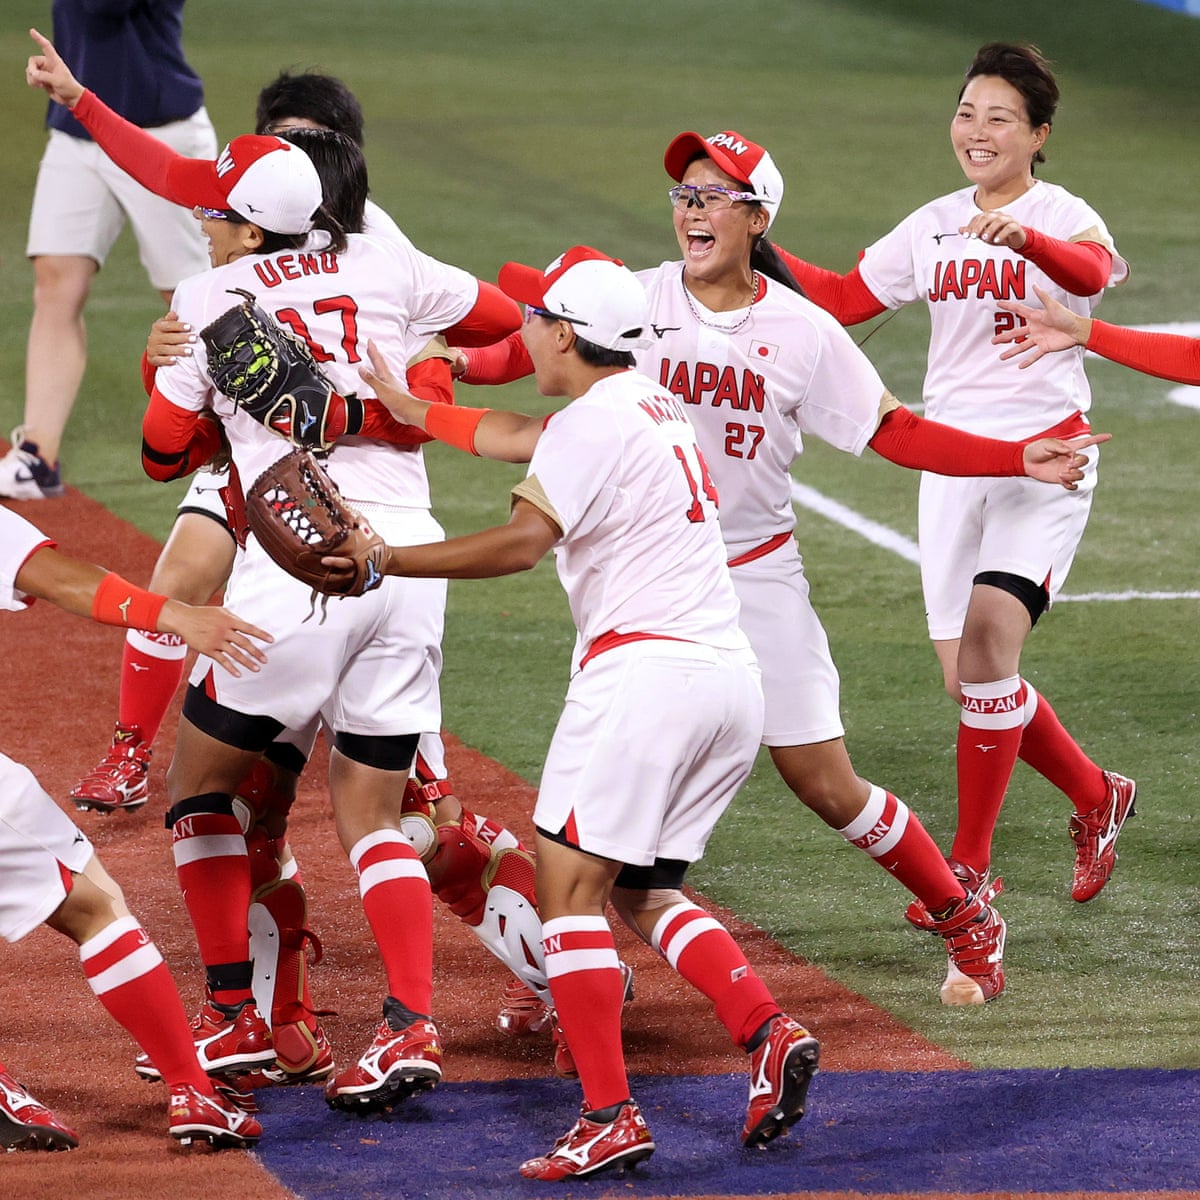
[498,246,651,352]
[193,135,322,235]
[663,130,784,229]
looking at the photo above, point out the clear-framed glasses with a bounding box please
[196,206,244,222]
[525,304,585,326]
[668,183,760,211]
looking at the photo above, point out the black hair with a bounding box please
[960,42,1059,167]
[574,337,636,369]
[263,128,367,255]
[751,237,807,298]
[255,70,365,146]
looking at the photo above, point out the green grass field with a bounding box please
[1,0,1198,1070]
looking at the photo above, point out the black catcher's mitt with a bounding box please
[201,288,364,452]
[246,448,386,598]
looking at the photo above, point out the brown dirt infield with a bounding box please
[0,488,968,1198]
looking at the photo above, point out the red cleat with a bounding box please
[520,1100,654,1180]
[742,1014,820,1147]
[0,1070,78,1152]
[1070,772,1137,902]
[168,1084,262,1148]
[70,722,151,814]
[324,1008,441,1113]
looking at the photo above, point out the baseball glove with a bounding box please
[200,288,364,452]
[245,448,387,599]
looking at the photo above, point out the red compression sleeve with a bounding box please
[441,282,522,348]
[460,332,533,385]
[141,388,222,480]
[92,572,167,631]
[73,90,214,206]
[869,406,1025,476]
[1087,321,1200,386]
[358,357,456,446]
[772,246,887,325]
[1018,229,1112,296]
[424,405,491,455]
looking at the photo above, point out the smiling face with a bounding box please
[193,208,259,267]
[673,157,768,294]
[951,75,1049,208]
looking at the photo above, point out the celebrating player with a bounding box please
[0,503,266,1148]
[128,128,519,1111]
[328,247,820,1180]
[452,128,1105,1005]
[26,30,553,1083]
[775,43,1136,938]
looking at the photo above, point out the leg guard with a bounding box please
[426,821,548,999]
[248,876,334,1084]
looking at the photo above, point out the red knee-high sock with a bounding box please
[542,915,629,1111]
[951,676,1026,872]
[80,916,213,1094]
[351,831,433,1014]
[118,629,187,742]
[650,902,778,1048]
[836,784,964,911]
[1018,684,1106,813]
[170,794,253,1006]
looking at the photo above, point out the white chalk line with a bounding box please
[788,480,1199,603]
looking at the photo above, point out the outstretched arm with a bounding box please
[868,402,1109,490]
[321,498,560,589]
[16,546,271,677]
[27,28,214,206]
[359,340,544,462]
[996,286,1200,385]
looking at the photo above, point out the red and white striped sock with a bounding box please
[542,915,629,1110]
[80,916,211,1093]
[171,796,252,1005]
[650,901,777,1048]
[118,629,187,742]
[952,675,1026,871]
[837,784,964,912]
[351,831,434,1014]
[1018,684,1106,813]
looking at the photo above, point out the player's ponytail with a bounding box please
[751,236,808,298]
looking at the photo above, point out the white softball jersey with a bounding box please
[513,368,762,866]
[635,261,886,552]
[0,508,95,940]
[857,180,1125,637]
[858,179,1127,439]
[633,262,889,745]
[157,231,476,735]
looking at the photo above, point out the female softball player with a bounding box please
[28,32,553,1086]
[332,246,820,1180]
[775,42,1136,937]
[0,504,266,1148]
[452,127,1105,1006]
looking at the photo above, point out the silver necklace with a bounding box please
[681,268,758,335]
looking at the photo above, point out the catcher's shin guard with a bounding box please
[248,876,333,1082]
[426,820,549,1000]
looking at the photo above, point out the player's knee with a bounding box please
[973,570,1048,628]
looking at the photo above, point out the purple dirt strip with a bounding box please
[252,1066,1199,1198]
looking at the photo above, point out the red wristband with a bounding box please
[92,572,167,632]
[424,405,491,455]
